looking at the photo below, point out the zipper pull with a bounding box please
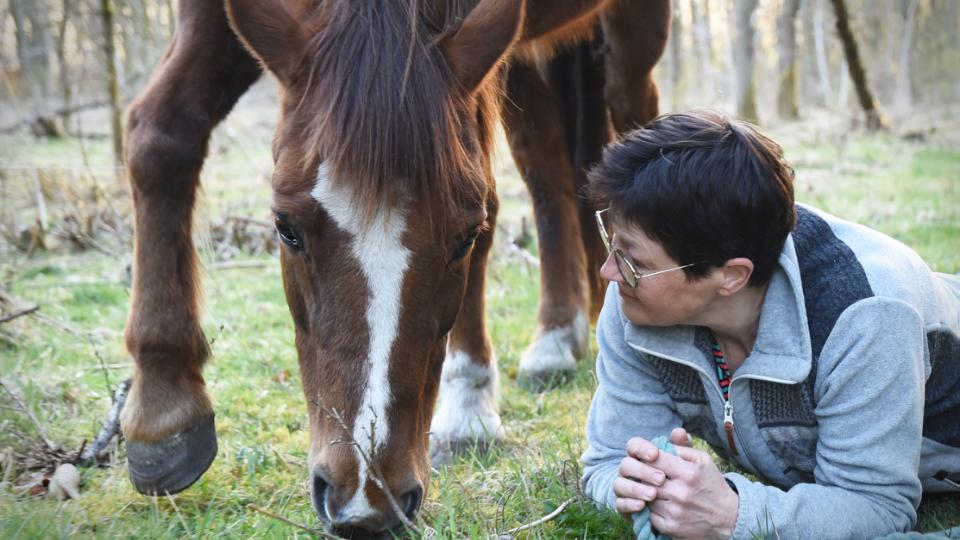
[724,401,739,456]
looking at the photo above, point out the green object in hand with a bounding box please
[632,436,675,540]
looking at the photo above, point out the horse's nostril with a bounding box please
[311,471,331,522]
[401,485,423,521]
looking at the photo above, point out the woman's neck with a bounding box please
[700,284,767,371]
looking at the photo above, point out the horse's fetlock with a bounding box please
[121,373,212,443]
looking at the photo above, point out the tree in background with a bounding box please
[100,0,123,165]
[829,0,888,130]
[777,0,801,119]
[731,0,759,122]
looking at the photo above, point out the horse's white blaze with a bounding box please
[311,163,410,515]
[431,348,504,443]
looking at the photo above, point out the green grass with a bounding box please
[1,128,959,538]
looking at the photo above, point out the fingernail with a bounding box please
[652,472,665,486]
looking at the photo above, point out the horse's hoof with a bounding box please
[518,315,587,391]
[518,338,577,392]
[126,414,217,496]
[429,437,492,467]
[518,366,575,392]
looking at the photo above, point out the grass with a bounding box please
[1,124,959,538]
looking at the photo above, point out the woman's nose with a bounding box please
[599,251,622,283]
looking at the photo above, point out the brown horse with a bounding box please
[121,0,667,536]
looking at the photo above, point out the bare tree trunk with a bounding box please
[27,2,54,103]
[10,0,62,136]
[668,0,684,110]
[9,0,29,102]
[880,0,900,101]
[829,0,888,130]
[690,0,714,101]
[801,0,823,107]
[895,0,917,108]
[837,55,850,107]
[732,0,759,122]
[777,0,801,119]
[56,0,74,127]
[814,0,833,104]
[99,0,123,165]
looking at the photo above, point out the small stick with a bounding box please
[325,406,422,536]
[78,378,131,465]
[502,497,576,536]
[0,305,39,324]
[247,504,342,539]
[363,418,422,536]
[0,378,56,452]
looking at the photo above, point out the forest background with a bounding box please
[1,0,958,537]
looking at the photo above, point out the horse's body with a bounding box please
[121,0,668,536]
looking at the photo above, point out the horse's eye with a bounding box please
[451,228,481,263]
[275,218,302,250]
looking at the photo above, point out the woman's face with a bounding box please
[599,220,718,327]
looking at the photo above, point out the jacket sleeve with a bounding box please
[581,283,683,510]
[727,297,925,539]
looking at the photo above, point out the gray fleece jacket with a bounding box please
[582,205,960,539]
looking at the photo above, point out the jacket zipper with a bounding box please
[723,400,739,456]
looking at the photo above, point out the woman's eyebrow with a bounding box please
[613,235,651,267]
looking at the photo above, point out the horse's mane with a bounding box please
[299,0,494,226]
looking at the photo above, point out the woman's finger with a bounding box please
[619,456,667,486]
[670,427,693,447]
[616,496,646,514]
[614,476,658,501]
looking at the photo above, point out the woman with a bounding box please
[581,110,960,539]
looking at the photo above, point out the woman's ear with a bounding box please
[716,258,754,296]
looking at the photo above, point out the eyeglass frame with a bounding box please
[595,207,705,288]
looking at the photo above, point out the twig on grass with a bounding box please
[0,305,39,324]
[78,378,131,466]
[247,504,343,539]
[501,496,576,537]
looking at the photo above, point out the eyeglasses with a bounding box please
[595,208,703,288]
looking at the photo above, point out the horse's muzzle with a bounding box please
[311,469,422,539]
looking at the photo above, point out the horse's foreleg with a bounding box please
[430,189,504,465]
[600,0,670,131]
[120,0,261,495]
[503,62,593,390]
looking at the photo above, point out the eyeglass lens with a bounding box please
[613,250,638,288]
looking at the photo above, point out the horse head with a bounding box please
[225,0,522,535]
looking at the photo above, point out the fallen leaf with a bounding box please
[47,463,80,500]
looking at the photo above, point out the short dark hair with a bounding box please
[588,110,796,287]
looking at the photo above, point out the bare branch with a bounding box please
[0,305,39,324]
[247,504,344,539]
[501,497,576,537]
[322,404,422,536]
[78,378,131,465]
